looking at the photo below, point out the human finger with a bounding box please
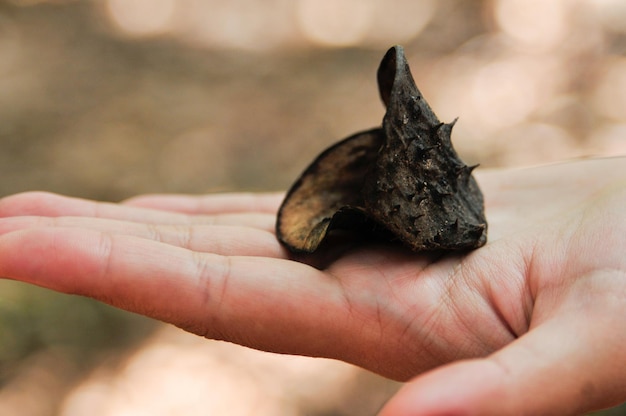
[0,216,285,257]
[123,192,284,215]
[0,192,276,231]
[0,227,357,361]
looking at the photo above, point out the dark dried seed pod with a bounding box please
[276,45,487,254]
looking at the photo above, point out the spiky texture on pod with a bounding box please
[361,47,486,251]
[276,46,487,254]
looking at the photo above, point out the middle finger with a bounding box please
[0,216,286,258]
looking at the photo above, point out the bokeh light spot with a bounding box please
[105,0,175,37]
[363,0,437,47]
[470,59,538,130]
[296,0,376,47]
[171,0,295,51]
[494,0,569,50]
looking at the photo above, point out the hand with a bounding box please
[0,157,625,415]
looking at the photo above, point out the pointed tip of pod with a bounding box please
[377,45,406,108]
[435,118,459,145]
[455,163,479,185]
[437,121,453,136]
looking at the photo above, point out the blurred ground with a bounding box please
[0,0,625,415]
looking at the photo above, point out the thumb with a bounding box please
[379,312,626,416]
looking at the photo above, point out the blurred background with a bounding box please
[0,0,625,414]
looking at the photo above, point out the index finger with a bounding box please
[0,227,353,360]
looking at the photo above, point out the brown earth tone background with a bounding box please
[0,0,625,414]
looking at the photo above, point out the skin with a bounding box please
[0,156,625,415]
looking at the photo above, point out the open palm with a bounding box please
[0,157,625,415]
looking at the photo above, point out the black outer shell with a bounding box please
[276,46,487,254]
